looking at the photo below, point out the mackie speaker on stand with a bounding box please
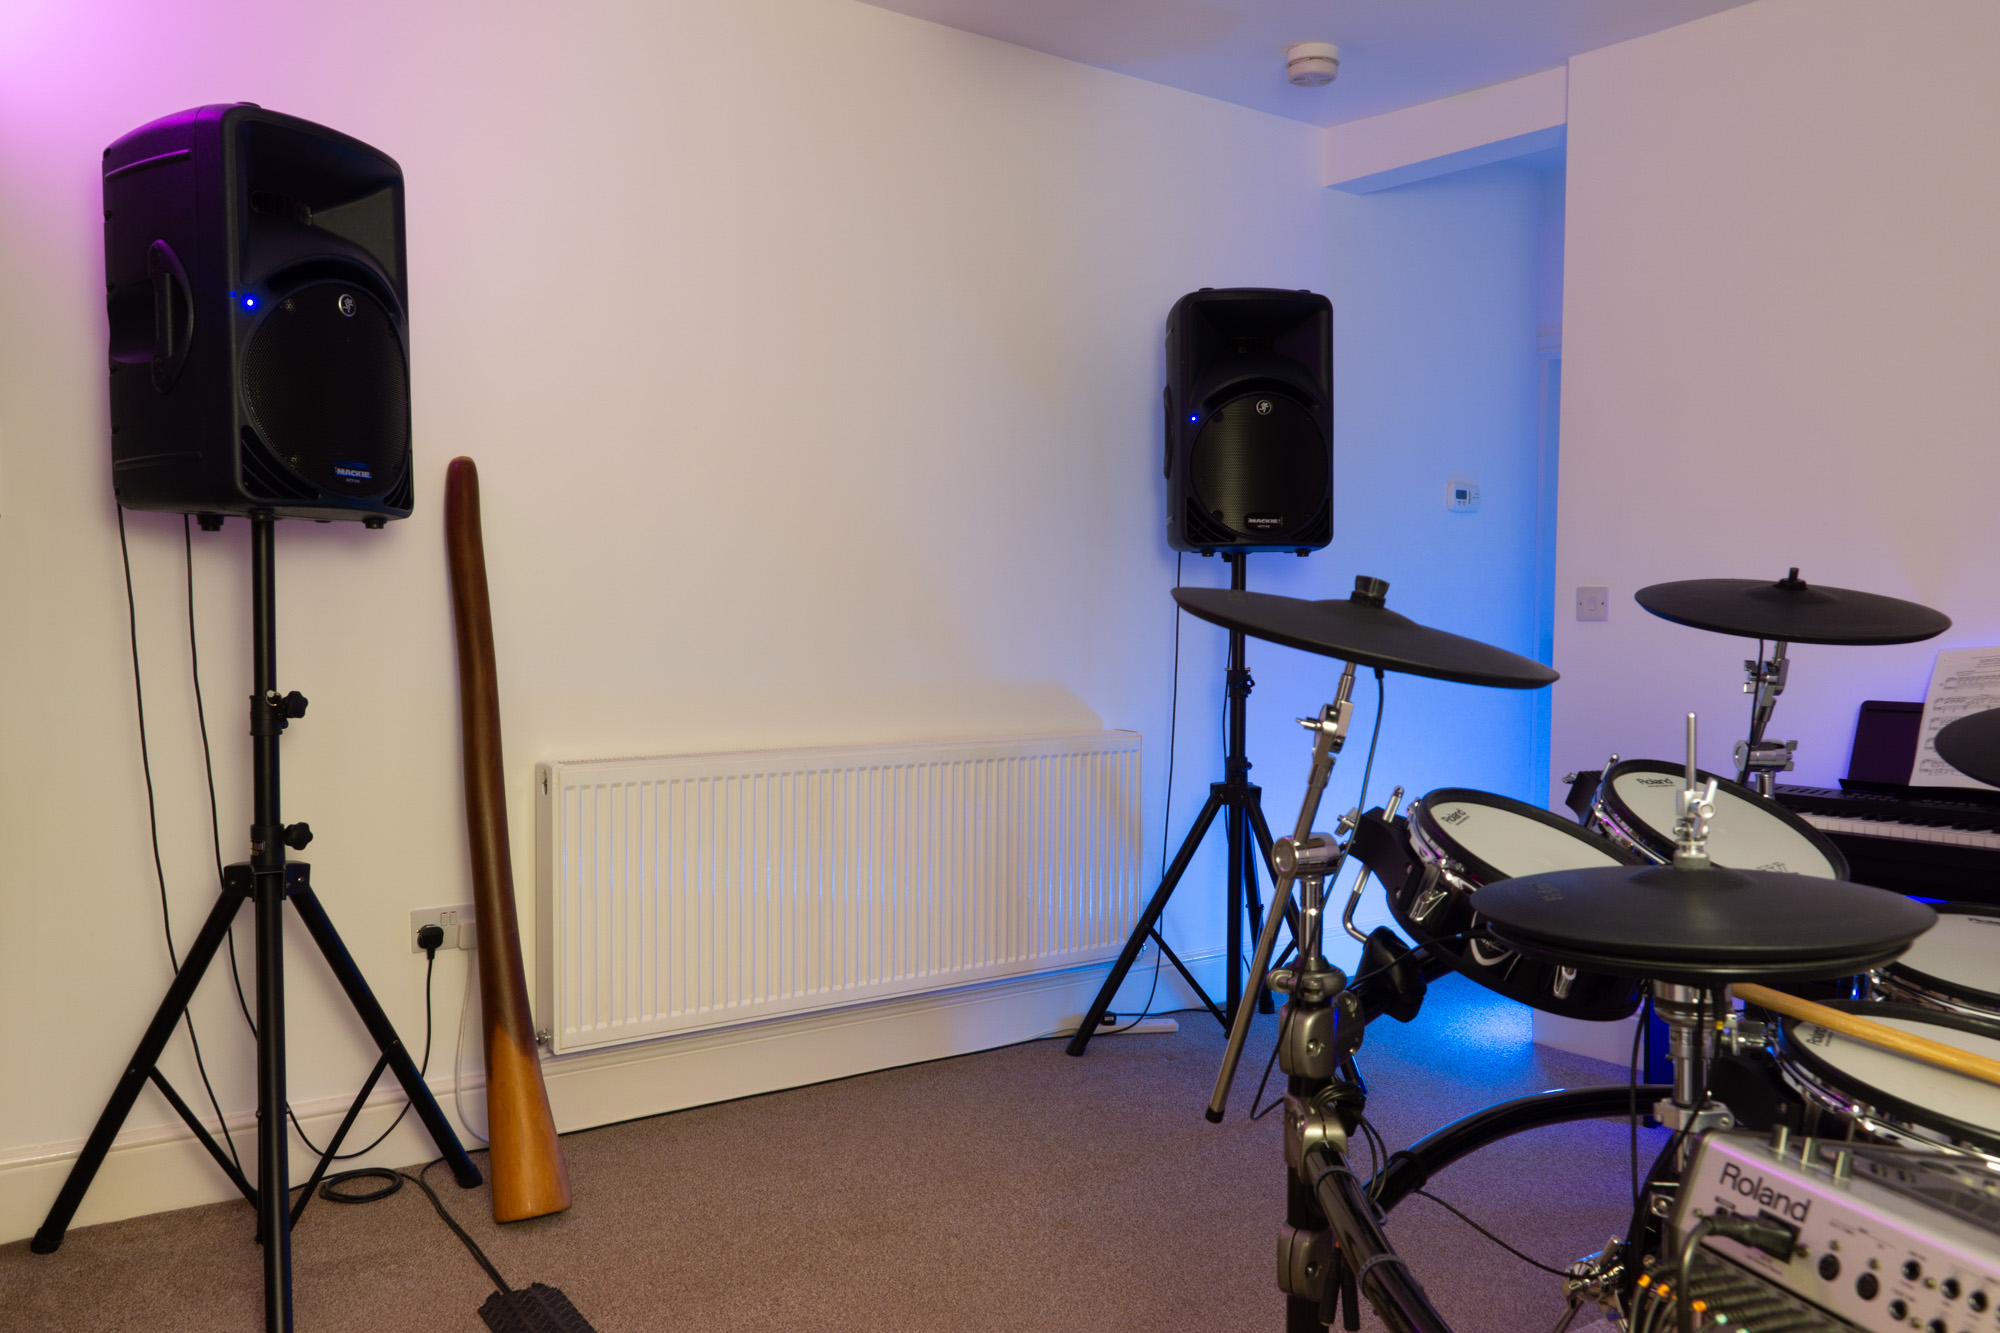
[1163,287,1331,554]
[104,103,412,525]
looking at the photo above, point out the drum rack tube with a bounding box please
[1366,1084,1673,1213]
[1303,1143,1454,1333]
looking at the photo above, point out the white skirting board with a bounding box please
[0,946,1219,1245]
[1532,1009,1642,1067]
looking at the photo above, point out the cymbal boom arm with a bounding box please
[1206,660,1357,1122]
[1736,637,1794,794]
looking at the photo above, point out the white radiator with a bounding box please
[534,731,1143,1055]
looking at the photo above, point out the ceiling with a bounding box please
[858,0,1758,127]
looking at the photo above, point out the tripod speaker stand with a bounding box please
[1068,553,1284,1056]
[32,516,481,1333]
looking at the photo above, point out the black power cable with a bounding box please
[182,516,262,1046]
[158,514,444,1167]
[1622,989,1718,1303]
[320,1157,512,1292]
[1409,1187,1570,1277]
[1630,992,1651,1206]
[1106,551,1183,1036]
[319,1155,599,1332]
[117,504,243,1177]
[290,946,440,1159]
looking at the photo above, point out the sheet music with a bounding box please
[1912,646,2000,790]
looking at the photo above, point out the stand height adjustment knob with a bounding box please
[282,822,313,850]
[274,690,308,718]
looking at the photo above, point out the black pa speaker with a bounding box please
[103,104,412,524]
[1163,288,1332,553]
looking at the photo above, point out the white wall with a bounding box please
[0,0,1553,1237]
[1555,0,2000,787]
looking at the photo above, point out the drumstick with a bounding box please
[1734,982,2000,1089]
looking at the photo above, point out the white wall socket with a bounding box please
[410,905,477,952]
[1576,585,1609,621]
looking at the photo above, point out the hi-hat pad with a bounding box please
[1634,569,1950,645]
[1469,863,1936,984]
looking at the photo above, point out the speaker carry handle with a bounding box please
[146,239,194,393]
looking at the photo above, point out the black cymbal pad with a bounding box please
[1172,588,1557,689]
[1470,863,1935,983]
[1936,707,2000,789]
[1634,572,1949,646]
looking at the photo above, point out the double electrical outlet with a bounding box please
[410,905,478,953]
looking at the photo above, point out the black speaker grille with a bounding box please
[242,280,408,499]
[238,426,317,502]
[1188,392,1327,541]
[382,461,413,514]
[1181,499,1239,548]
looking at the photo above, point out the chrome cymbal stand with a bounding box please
[1651,715,1735,1159]
[1199,668,1367,1332]
[1733,570,1804,794]
[1206,663,1358,1123]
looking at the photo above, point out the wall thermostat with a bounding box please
[1446,472,1481,512]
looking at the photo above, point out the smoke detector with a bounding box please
[1286,42,1340,88]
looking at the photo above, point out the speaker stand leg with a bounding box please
[34,517,479,1333]
[31,887,252,1254]
[1066,789,1226,1056]
[1069,553,1293,1054]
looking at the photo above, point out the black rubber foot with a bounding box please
[1205,1108,1224,1124]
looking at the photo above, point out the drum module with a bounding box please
[1667,1131,2000,1333]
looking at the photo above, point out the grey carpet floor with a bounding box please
[1,975,1663,1331]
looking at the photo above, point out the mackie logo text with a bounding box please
[1717,1162,1811,1222]
[332,464,373,484]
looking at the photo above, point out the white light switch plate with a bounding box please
[1576,586,1609,621]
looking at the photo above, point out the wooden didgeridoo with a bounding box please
[444,457,572,1222]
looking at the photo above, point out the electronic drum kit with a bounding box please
[1178,569,2000,1333]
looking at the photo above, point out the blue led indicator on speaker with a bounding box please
[1188,414,1198,423]
[243,296,257,309]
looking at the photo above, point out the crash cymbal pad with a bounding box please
[1172,578,1557,689]
[1634,569,1949,646]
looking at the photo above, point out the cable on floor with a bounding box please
[319,1157,511,1291]
[317,1155,598,1332]
[1406,1186,1571,1277]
